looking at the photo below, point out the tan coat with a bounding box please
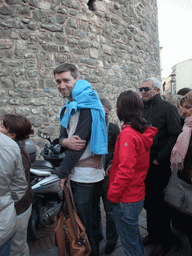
[0,132,27,247]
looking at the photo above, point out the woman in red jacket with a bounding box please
[107,91,158,256]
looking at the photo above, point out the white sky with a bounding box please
[157,0,192,79]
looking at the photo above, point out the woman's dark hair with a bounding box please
[117,90,147,133]
[177,87,192,96]
[180,91,192,107]
[2,114,34,141]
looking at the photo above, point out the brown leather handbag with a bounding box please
[54,183,91,256]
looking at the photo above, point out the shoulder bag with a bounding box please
[54,182,91,256]
[164,170,192,216]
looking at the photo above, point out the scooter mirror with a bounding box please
[38,131,51,142]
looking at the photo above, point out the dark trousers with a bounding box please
[99,176,119,244]
[144,162,173,246]
[171,202,192,248]
[71,180,103,256]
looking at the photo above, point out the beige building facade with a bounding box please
[163,59,192,99]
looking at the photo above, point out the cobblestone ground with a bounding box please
[28,203,192,256]
[28,199,106,255]
[28,225,56,254]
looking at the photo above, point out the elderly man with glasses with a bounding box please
[139,77,182,256]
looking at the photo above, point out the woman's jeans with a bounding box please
[0,237,13,256]
[112,199,145,256]
[71,180,103,256]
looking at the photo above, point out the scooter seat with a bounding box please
[31,160,58,174]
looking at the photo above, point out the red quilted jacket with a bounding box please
[107,124,158,203]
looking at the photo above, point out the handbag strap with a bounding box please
[62,181,91,255]
[63,184,78,240]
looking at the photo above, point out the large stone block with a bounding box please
[0,68,13,76]
[27,21,39,30]
[27,69,39,78]
[40,41,59,52]
[102,25,111,39]
[66,17,78,29]
[79,57,96,66]
[5,0,22,4]
[41,23,63,32]
[29,0,37,7]
[1,78,14,88]
[33,9,48,22]
[90,48,98,59]
[56,14,67,24]
[0,5,12,15]
[18,6,30,15]
[28,116,42,127]
[39,1,51,10]
[61,0,80,10]
[78,40,91,49]
[9,98,20,105]
[1,18,24,29]
[20,31,30,40]
[0,39,13,49]
[2,59,23,67]
[74,29,87,39]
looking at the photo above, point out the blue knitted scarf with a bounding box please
[60,80,108,156]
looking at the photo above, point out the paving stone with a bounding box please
[29,206,192,256]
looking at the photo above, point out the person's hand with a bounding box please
[59,177,70,190]
[153,159,160,165]
[61,135,86,150]
[106,164,112,176]
[59,178,66,190]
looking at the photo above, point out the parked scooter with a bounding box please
[27,132,65,240]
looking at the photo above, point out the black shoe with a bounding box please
[97,234,104,242]
[170,233,181,247]
[104,242,117,254]
[142,234,155,246]
[150,244,171,256]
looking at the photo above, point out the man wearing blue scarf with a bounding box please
[54,63,108,256]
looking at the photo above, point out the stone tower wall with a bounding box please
[0,0,160,148]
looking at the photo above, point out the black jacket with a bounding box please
[58,109,92,179]
[105,122,120,170]
[142,94,182,164]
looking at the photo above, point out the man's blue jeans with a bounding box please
[112,199,145,256]
[0,237,13,256]
[71,180,103,256]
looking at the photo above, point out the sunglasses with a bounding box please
[139,87,150,92]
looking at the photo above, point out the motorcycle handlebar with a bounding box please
[49,145,60,154]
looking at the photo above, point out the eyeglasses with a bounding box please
[139,87,150,92]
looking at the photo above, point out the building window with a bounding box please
[87,0,96,11]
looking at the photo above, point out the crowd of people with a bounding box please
[0,62,192,256]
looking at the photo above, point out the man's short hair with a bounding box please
[100,98,112,110]
[142,77,161,90]
[53,63,78,79]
